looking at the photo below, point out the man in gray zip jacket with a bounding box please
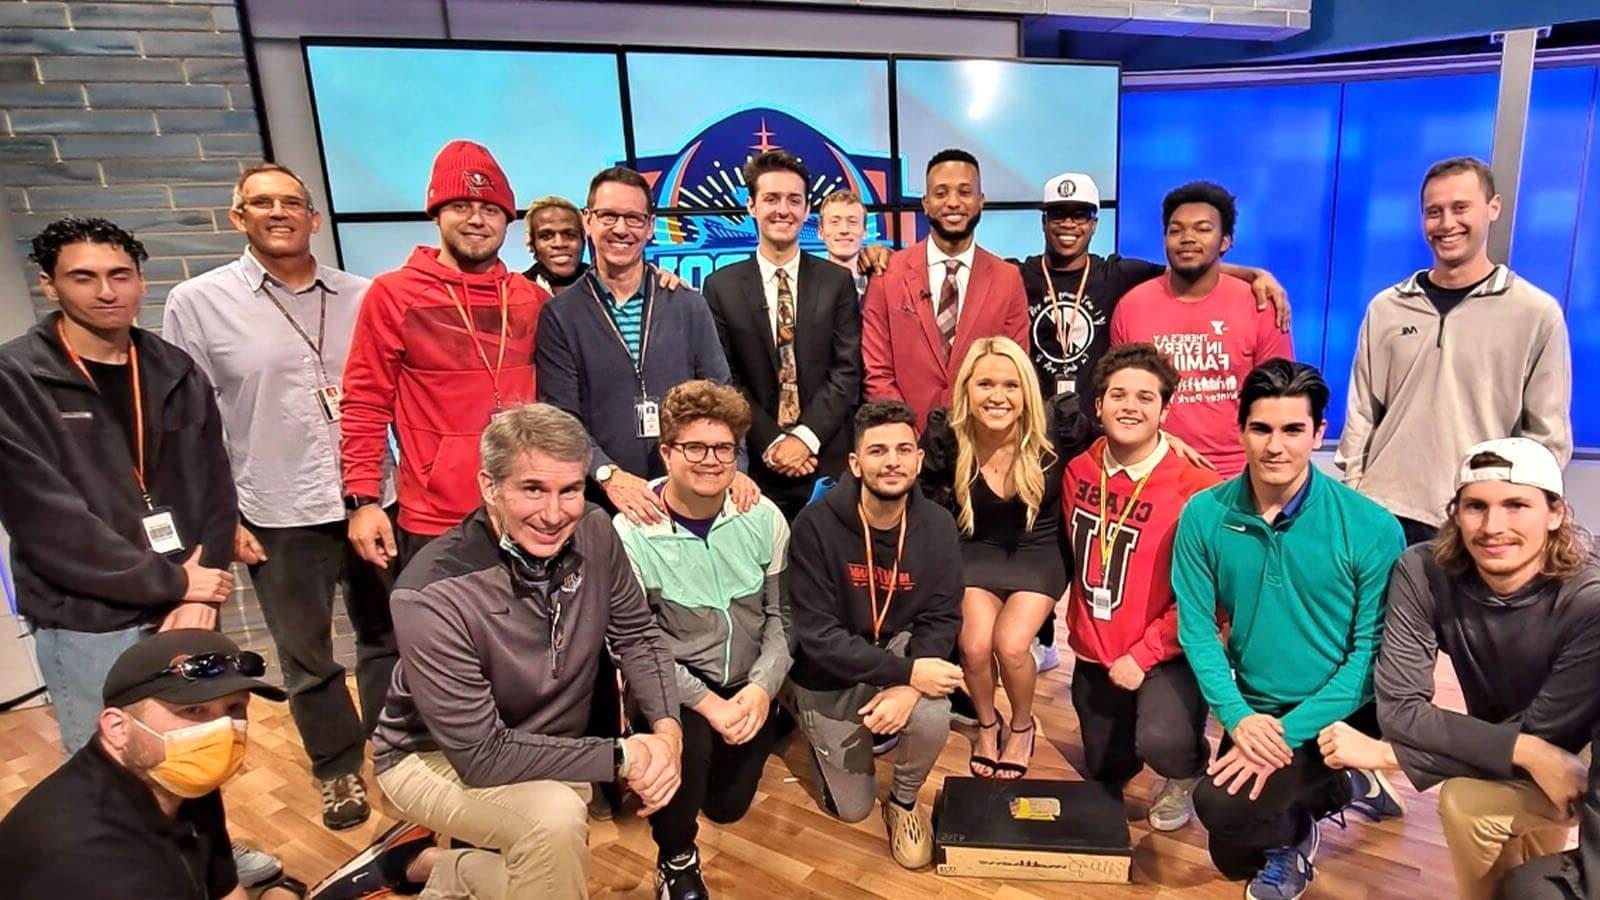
[1335,157,1571,546]
[371,403,682,900]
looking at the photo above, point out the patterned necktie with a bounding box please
[936,259,961,353]
[774,267,801,428]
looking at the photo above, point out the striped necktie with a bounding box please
[936,259,961,353]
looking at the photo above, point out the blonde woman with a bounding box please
[922,337,1085,779]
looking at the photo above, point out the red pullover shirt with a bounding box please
[1063,437,1220,670]
[341,246,547,535]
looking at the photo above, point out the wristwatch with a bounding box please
[257,873,309,898]
[594,464,617,485]
[614,737,631,779]
[343,494,379,512]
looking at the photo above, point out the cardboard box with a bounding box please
[934,777,1131,883]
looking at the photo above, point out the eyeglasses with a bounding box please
[242,195,310,214]
[1044,207,1097,225]
[587,208,650,230]
[669,441,738,463]
[158,651,267,682]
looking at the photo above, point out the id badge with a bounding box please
[314,383,343,422]
[634,397,661,439]
[1055,377,1072,398]
[1090,586,1114,621]
[141,507,185,554]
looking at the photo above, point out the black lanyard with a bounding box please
[585,268,655,393]
[259,279,329,381]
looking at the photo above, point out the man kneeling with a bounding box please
[371,403,683,899]
[784,400,965,869]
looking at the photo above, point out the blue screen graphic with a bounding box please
[335,220,534,279]
[904,207,1117,263]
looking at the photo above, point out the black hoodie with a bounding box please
[785,472,963,692]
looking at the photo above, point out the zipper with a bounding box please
[549,590,565,679]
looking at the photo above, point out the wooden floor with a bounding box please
[0,637,1475,899]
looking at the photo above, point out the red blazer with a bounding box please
[862,239,1029,428]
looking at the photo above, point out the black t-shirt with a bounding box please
[1015,253,1164,400]
[83,358,140,463]
[1417,269,1495,318]
[0,740,239,899]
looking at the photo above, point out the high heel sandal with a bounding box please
[993,718,1037,780]
[968,714,1005,778]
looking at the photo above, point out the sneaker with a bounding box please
[232,842,284,888]
[1342,768,1406,822]
[1147,777,1198,832]
[319,772,372,830]
[309,821,435,900]
[872,732,901,756]
[881,797,934,869]
[948,688,979,728]
[656,848,710,900]
[1245,818,1319,900]
[1031,639,1061,674]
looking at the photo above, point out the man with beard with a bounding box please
[1111,181,1294,479]
[704,150,861,519]
[1335,157,1571,546]
[342,140,547,569]
[783,400,965,870]
[862,149,1028,430]
[523,195,588,294]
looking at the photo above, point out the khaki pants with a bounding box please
[377,751,592,899]
[1437,776,1575,900]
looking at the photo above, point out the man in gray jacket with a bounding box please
[1318,438,1600,900]
[1335,157,1572,545]
[371,403,683,900]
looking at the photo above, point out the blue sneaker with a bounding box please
[1031,639,1060,674]
[1343,768,1406,822]
[1245,817,1318,900]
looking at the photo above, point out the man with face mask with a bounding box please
[0,629,434,899]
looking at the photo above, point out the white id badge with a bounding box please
[635,397,661,439]
[1055,377,1072,397]
[141,507,185,554]
[1090,586,1114,621]
[314,383,343,422]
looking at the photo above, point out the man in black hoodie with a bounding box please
[784,399,965,870]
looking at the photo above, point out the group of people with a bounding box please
[0,131,1587,900]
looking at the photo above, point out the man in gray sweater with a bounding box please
[1317,438,1600,900]
[1334,157,1571,545]
[371,403,683,899]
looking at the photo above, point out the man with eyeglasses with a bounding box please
[341,140,547,571]
[162,162,396,832]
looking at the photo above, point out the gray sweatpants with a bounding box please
[784,632,951,823]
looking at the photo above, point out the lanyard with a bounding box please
[56,318,152,507]
[259,280,329,380]
[1096,451,1152,583]
[585,269,655,393]
[858,503,909,642]
[1040,256,1092,362]
[443,281,510,408]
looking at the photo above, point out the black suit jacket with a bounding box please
[704,253,862,515]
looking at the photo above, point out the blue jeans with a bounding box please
[32,624,148,755]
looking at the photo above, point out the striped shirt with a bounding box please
[591,271,646,366]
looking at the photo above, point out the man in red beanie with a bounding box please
[342,140,547,569]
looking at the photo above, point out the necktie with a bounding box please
[774,268,801,428]
[936,259,961,353]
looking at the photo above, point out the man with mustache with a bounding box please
[1335,157,1571,546]
[862,149,1029,431]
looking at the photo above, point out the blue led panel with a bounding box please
[335,221,533,280]
[900,208,1117,262]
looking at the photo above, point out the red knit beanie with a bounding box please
[425,140,515,217]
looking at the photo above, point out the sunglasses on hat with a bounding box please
[158,651,267,682]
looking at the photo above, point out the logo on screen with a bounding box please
[633,107,892,286]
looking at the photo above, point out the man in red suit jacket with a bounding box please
[863,149,1029,429]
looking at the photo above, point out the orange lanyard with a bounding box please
[443,281,510,407]
[1096,451,1151,582]
[858,503,909,642]
[57,318,150,506]
[1040,256,1091,362]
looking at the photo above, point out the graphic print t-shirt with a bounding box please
[1017,253,1164,400]
[1110,273,1294,477]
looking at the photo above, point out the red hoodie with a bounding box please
[1062,437,1220,670]
[341,246,548,535]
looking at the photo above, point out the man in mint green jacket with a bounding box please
[614,380,792,900]
[1173,359,1406,900]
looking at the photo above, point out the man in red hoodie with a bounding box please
[1063,342,1220,833]
[342,140,547,568]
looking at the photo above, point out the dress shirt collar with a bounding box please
[1103,433,1169,482]
[927,239,976,273]
[756,247,802,288]
[240,247,339,295]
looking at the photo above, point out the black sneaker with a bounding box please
[656,849,711,900]
[309,821,435,899]
[319,772,372,831]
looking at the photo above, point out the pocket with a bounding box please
[419,433,480,516]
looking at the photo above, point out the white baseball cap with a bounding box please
[1454,437,1564,497]
[1042,172,1101,210]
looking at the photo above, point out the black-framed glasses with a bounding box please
[159,651,267,682]
[669,441,738,464]
[1044,207,1097,225]
[586,208,650,230]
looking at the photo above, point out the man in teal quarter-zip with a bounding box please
[614,380,792,900]
[1173,359,1407,900]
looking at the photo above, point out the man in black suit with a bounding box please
[705,150,862,519]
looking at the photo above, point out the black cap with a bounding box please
[102,629,288,708]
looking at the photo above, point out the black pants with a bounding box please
[1192,704,1379,880]
[396,526,438,574]
[1397,516,1439,548]
[245,514,398,780]
[1070,658,1209,785]
[645,691,778,861]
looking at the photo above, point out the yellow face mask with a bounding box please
[135,715,248,798]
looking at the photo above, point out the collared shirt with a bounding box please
[1268,471,1315,527]
[1103,432,1170,482]
[754,249,819,454]
[927,240,976,318]
[590,270,646,366]
[161,248,394,528]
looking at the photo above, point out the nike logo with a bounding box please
[1224,524,1247,532]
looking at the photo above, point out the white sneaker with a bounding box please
[1147,777,1198,832]
[232,842,283,888]
[1031,640,1060,674]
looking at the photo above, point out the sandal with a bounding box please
[968,714,1005,779]
[994,718,1037,781]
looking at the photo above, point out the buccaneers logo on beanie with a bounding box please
[426,140,515,217]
